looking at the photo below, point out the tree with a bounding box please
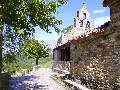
[23,38,50,66]
[3,52,34,74]
[61,25,73,33]
[0,0,68,73]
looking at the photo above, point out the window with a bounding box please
[86,21,90,29]
[61,49,65,61]
[60,47,70,61]
[80,20,83,27]
[53,49,55,60]
[77,11,79,17]
[83,13,86,19]
[74,18,76,27]
[65,47,70,61]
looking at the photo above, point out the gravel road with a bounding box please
[9,68,66,90]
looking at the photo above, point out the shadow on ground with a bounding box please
[9,75,48,90]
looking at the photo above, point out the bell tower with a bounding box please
[74,3,94,33]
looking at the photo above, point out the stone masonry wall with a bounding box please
[53,49,70,71]
[70,29,120,86]
[53,61,70,71]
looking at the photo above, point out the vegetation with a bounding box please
[0,0,68,89]
[3,53,34,74]
[40,59,52,68]
[0,0,68,73]
[39,56,53,68]
[23,38,50,65]
[61,25,73,33]
[0,73,10,90]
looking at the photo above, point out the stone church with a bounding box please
[53,0,120,89]
[53,4,94,70]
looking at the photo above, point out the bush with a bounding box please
[0,73,11,90]
[3,54,33,74]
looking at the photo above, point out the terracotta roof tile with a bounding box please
[54,21,110,50]
[103,0,110,7]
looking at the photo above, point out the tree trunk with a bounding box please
[35,58,39,71]
[0,26,3,74]
[36,59,39,65]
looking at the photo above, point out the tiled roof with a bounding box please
[54,21,110,50]
[103,0,109,7]
[103,0,119,7]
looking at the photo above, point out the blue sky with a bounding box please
[34,0,110,49]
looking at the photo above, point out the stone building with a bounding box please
[53,4,94,71]
[53,0,120,89]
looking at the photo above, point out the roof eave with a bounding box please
[103,0,110,7]
[103,0,119,7]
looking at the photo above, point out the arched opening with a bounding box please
[74,18,76,27]
[80,20,83,27]
[77,11,79,17]
[83,13,86,19]
[86,21,90,29]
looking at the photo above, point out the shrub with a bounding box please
[0,73,11,90]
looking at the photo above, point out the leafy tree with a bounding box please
[23,38,50,66]
[61,25,73,33]
[3,53,18,74]
[3,25,28,55]
[0,0,68,73]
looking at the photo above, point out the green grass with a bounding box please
[38,55,53,68]
[0,73,10,90]
[40,59,53,68]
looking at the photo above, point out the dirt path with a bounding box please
[9,68,66,90]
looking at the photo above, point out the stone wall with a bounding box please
[53,61,70,71]
[53,0,120,89]
[70,29,120,86]
[53,46,71,71]
[110,0,120,26]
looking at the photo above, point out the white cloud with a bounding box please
[93,9,106,14]
[94,16,110,27]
